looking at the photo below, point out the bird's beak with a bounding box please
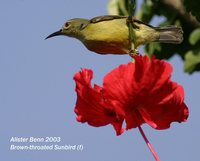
[45,29,63,39]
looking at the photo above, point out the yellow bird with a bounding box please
[46,15,183,55]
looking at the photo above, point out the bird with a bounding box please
[45,15,183,55]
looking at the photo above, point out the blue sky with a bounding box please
[0,1,200,161]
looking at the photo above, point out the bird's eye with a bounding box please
[64,22,70,28]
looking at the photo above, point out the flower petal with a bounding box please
[74,68,124,135]
[73,55,189,135]
[103,55,189,130]
[138,85,189,129]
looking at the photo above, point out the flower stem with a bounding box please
[138,125,160,161]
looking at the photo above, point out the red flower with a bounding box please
[74,69,125,135]
[103,55,189,130]
[74,55,189,135]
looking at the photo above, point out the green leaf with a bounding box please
[145,42,161,56]
[136,0,154,23]
[107,0,120,15]
[184,50,200,73]
[108,0,136,16]
[189,28,200,45]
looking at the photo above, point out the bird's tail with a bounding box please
[154,26,183,44]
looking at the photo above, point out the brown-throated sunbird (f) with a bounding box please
[46,15,183,55]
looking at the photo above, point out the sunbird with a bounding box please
[46,15,183,55]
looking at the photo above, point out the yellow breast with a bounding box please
[80,19,130,54]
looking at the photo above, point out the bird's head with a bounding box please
[45,18,89,40]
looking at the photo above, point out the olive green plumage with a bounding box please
[46,15,183,55]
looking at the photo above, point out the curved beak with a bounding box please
[45,29,63,40]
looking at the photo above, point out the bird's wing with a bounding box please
[90,15,154,28]
[130,18,154,28]
[90,15,126,23]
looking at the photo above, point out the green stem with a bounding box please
[138,125,160,161]
[127,0,136,53]
[128,0,136,15]
[128,22,135,51]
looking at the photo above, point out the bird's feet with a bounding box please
[129,49,140,58]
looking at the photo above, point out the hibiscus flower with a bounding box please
[74,55,188,134]
[73,55,189,161]
[103,55,189,130]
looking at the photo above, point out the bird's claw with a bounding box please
[129,49,140,58]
